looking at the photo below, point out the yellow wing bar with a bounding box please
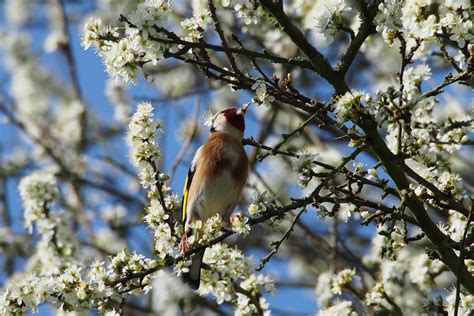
[182,175,190,222]
[181,165,195,223]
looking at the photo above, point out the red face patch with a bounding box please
[222,108,245,132]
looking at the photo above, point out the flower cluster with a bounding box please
[181,12,210,42]
[251,79,275,107]
[81,17,106,50]
[292,148,318,188]
[200,214,225,242]
[82,1,172,83]
[144,198,169,226]
[153,221,178,260]
[221,0,265,26]
[333,90,370,122]
[31,210,79,276]
[315,268,360,313]
[338,203,355,223]
[445,289,474,315]
[230,212,251,235]
[127,0,172,40]
[151,270,192,314]
[127,103,184,262]
[408,254,444,291]
[315,0,351,43]
[200,243,274,313]
[248,191,277,216]
[375,0,473,54]
[440,12,473,48]
[365,281,386,307]
[331,268,357,295]
[0,262,122,314]
[317,300,356,316]
[0,273,58,314]
[19,172,60,232]
[439,210,473,243]
[235,274,274,315]
[107,250,157,293]
[2,29,86,167]
[315,271,333,306]
[127,102,162,185]
[376,62,472,212]
[359,234,448,313]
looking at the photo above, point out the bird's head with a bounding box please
[210,103,250,138]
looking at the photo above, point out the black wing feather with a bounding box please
[181,165,196,223]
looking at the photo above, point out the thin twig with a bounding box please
[57,0,87,150]
[169,99,200,182]
[421,69,472,99]
[208,0,242,76]
[258,111,321,160]
[257,208,306,271]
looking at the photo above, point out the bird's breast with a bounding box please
[200,133,248,186]
[190,132,249,220]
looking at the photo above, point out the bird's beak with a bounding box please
[237,103,250,115]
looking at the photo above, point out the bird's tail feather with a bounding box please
[182,248,205,290]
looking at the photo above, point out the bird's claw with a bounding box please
[179,234,189,256]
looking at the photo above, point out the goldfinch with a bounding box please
[180,103,250,290]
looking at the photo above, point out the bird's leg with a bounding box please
[179,233,189,256]
[229,213,237,227]
[179,226,191,256]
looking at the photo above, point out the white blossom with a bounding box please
[315,0,351,43]
[127,102,163,173]
[248,191,276,216]
[181,12,210,42]
[200,243,273,313]
[230,212,251,236]
[315,271,333,307]
[408,254,443,291]
[365,282,387,306]
[152,270,192,314]
[230,1,265,25]
[333,90,370,121]
[445,289,474,316]
[81,17,106,50]
[200,214,224,242]
[317,300,356,316]
[203,109,218,127]
[19,172,59,232]
[339,203,355,223]
[251,80,275,106]
[293,148,318,188]
[331,268,356,295]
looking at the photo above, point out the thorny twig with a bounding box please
[256,208,306,271]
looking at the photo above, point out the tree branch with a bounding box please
[258,0,346,93]
[335,1,378,76]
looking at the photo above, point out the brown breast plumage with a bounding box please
[200,132,248,186]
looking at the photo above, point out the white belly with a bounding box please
[194,170,240,221]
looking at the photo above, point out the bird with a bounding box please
[180,103,250,290]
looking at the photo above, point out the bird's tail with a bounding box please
[182,248,205,290]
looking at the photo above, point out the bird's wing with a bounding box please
[181,166,195,222]
[181,147,202,223]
